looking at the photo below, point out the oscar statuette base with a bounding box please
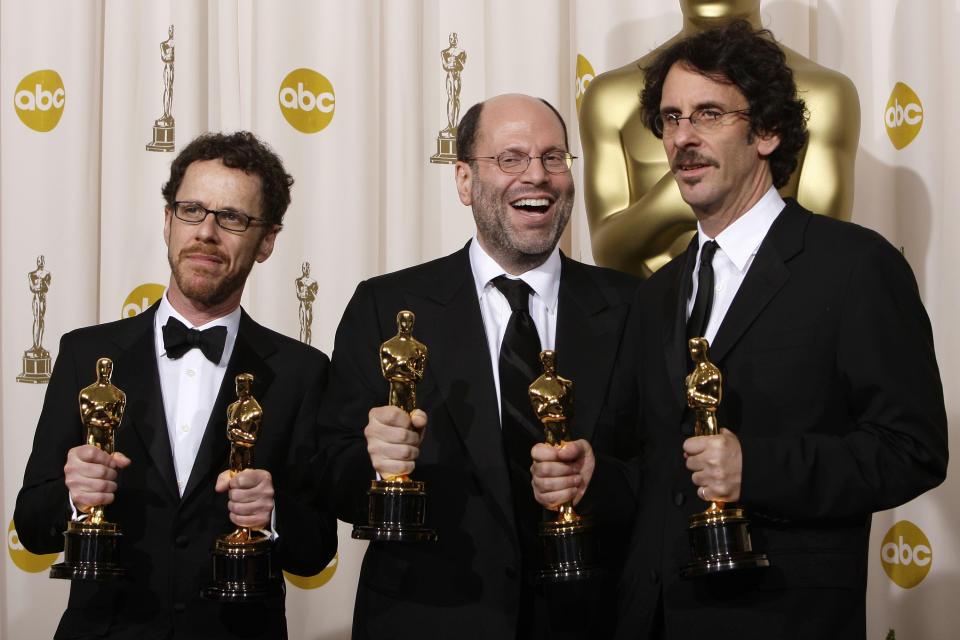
[429,133,457,164]
[201,535,278,602]
[352,479,437,542]
[50,520,127,581]
[537,518,601,583]
[17,348,52,383]
[680,507,770,578]
[146,121,175,152]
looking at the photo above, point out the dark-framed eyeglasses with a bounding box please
[169,201,273,232]
[654,108,750,137]
[467,150,577,175]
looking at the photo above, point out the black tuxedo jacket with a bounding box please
[595,200,948,639]
[15,304,337,640]
[315,244,639,639]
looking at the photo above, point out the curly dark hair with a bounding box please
[639,19,808,189]
[456,97,569,162]
[161,131,294,226]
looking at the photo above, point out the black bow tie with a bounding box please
[162,317,228,364]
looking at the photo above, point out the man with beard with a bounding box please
[315,93,638,639]
[15,131,336,639]
[531,22,946,638]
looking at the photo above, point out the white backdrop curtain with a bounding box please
[1,1,956,638]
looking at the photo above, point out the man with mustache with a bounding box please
[316,93,638,639]
[532,21,947,638]
[15,131,336,639]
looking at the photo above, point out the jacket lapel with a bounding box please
[709,200,807,363]
[404,246,515,534]
[554,256,622,443]
[663,235,699,405]
[181,310,277,504]
[113,304,180,501]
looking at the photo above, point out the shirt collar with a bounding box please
[468,236,562,311]
[698,186,785,272]
[155,292,242,357]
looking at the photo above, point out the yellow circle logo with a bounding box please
[284,552,338,589]
[575,55,596,113]
[15,69,66,132]
[884,82,923,150]
[8,519,60,573]
[880,520,932,589]
[278,68,336,133]
[122,283,166,318]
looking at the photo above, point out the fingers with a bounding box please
[64,444,127,511]
[531,439,595,509]
[683,430,742,503]
[225,469,274,529]
[365,405,427,478]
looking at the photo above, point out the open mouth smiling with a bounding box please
[510,197,552,215]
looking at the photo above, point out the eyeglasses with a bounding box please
[169,201,272,232]
[468,151,577,175]
[654,108,750,137]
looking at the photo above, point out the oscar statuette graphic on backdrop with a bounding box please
[18,255,52,384]
[146,25,175,152]
[295,262,318,345]
[430,33,466,164]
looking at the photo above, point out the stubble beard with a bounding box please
[471,178,573,272]
[168,246,253,308]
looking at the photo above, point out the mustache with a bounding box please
[671,150,718,171]
[178,244,226,263]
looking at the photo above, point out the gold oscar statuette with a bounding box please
[352,310,437,542]
[202,373,279,601]
[18,255,52,384]
[680,337,769,578]
[529,350,600,582]
[50,357,128,581]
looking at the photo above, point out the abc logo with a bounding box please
[122,283,166,318]
[575,54,595,113]
[8,519,60,573]
[880,520,932,589]
[884,82,923,150]
[278,68,335,134]
[14,69,66,132]
[284,552,338,589]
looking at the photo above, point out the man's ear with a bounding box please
[255,225,280,263]
[455,161,474,205]
[756,130,781,157]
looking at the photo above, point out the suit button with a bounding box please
[649,570,659,584]
[674,492,685,507]
[173,602,186,612]
[175,535,189,548]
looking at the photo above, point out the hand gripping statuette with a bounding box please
[529,350,600,582]
[202,373,279,601]
[353,310,437,542]
[50,358,128,580]
[680,337,769,578]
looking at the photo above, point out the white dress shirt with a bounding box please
[687,186,785,344]
[154,294,240,495]
[469,237,561,420]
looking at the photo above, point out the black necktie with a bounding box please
[162,317,228,364]
[491,276,545,568]
[687,240,720,341]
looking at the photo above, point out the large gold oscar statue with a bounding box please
[579,0,860,277]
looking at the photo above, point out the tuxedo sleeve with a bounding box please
[14,333,84,554]
[272,350,338,576]
[314,281,386,524]
[739,235,948,520]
